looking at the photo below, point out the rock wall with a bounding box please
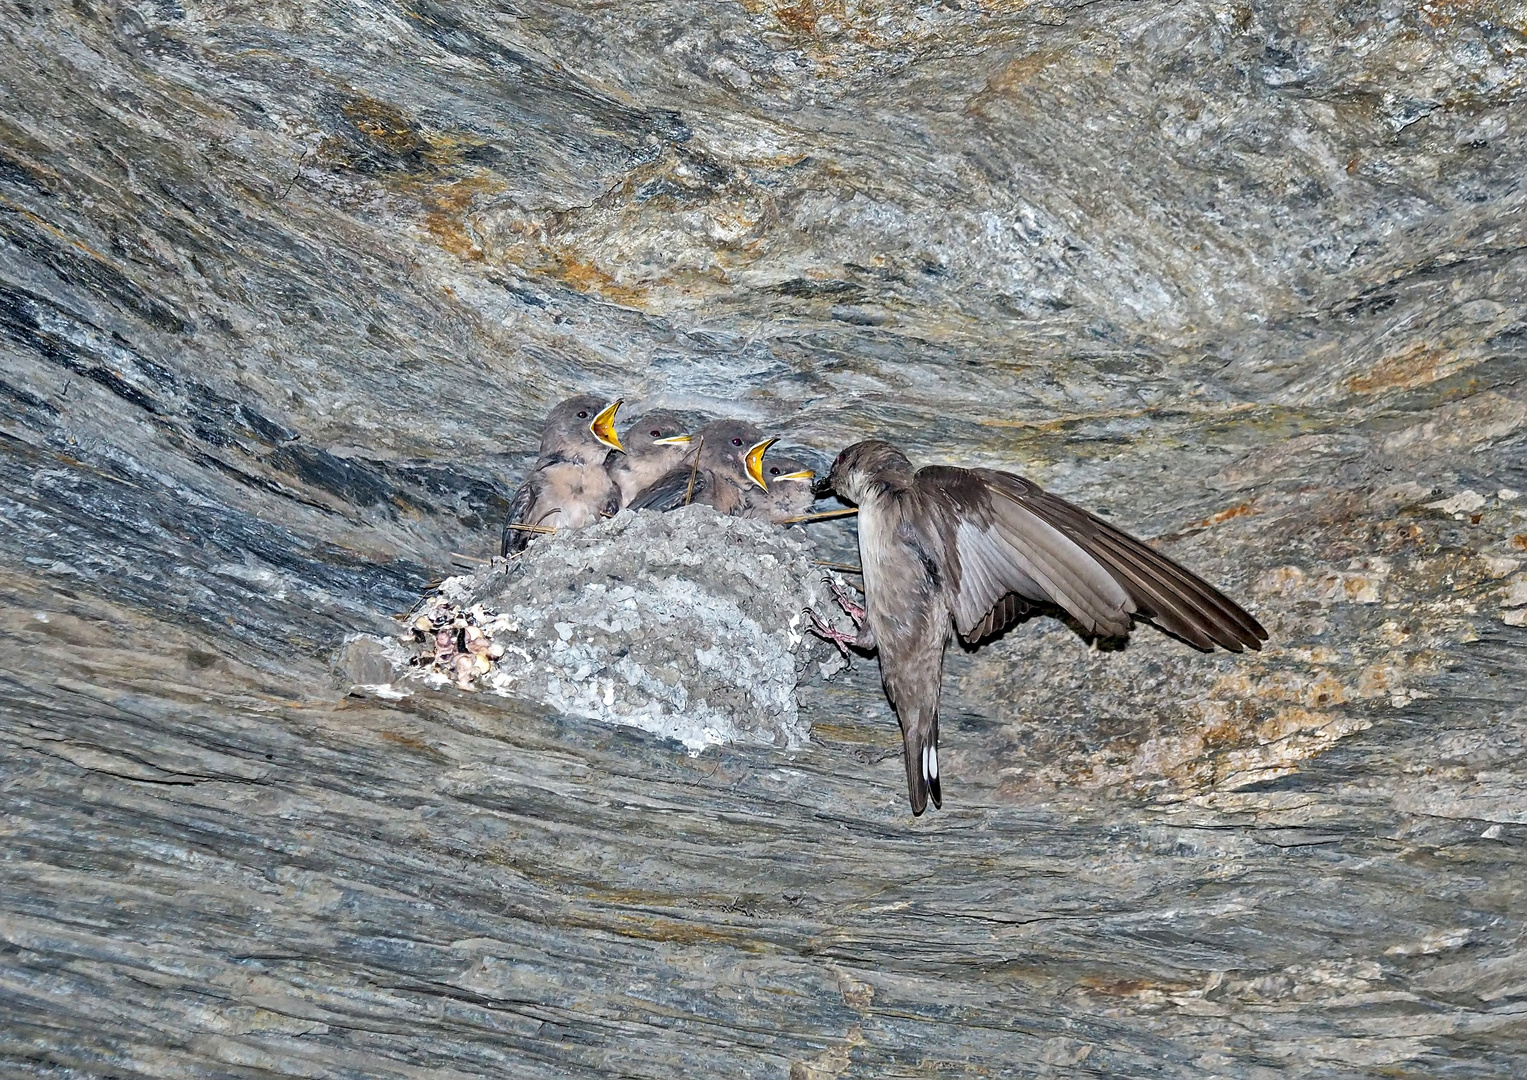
[1,1,1524,1077]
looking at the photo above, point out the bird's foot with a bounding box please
[825,575,866,626]
[804,607,857,657]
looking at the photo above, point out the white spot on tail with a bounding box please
[928,744,938,781]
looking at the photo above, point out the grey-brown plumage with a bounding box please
[500,395,624,556]
[625,419,773,516]
[821,439,1267,815]
[607,411,693,507]
[739,452,816,524]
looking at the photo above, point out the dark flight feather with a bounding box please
[626,464,709,512]
[975,470,1267,652]
[500,479,540,557]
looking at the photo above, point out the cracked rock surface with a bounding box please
[1,0,1525,1077]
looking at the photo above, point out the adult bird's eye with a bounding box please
[650,429,661,437]
[732,437,743,446]
[577,410,589,419]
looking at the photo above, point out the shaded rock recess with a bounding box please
[1,1,1525,1077]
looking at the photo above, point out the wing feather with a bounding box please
[918,467,1134,640]
[976,470,1267,652]
[500,478,540,556]
[626,465,711,513]
[983,513,1133,632]
[964,592,1032,645]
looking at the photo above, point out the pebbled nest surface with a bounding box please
[348,507,854,752]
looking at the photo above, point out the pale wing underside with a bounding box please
[972,468,1267,652]
[948,506,1135,641]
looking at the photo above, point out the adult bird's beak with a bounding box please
[589,399,624,452]
[811,476,835,498]
[652,433,693,445]
[773,468,815,483]
[743,437,777,490]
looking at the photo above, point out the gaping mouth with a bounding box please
[589,400,624,452]
[743,437,777,490]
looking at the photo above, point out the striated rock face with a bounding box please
[1,1,1525,1077]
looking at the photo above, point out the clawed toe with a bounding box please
[825,574,866,626]
[804,606,856,657]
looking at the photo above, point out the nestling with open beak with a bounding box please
[740,451,817,524]
[500,395,625,556]
[812,439,1267,815]
[606,411,693,507]
[625,419,777,516]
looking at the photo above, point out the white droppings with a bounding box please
[355,683,410,700]
[1425,489,1485,515]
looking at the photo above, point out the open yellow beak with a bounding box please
[652,433,692,446]
[743,437,777,490]
[589,399,624,452]
[773,468,815,483]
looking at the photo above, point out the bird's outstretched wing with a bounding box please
[919,466,1136,642]
[625,465,710,513]
[962,591,1033,646]
[981,470,1266,651]
[500,478,540,557]
[923,466,1267,652]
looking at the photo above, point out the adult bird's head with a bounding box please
[542,395,625,457]
[822,439,914,503]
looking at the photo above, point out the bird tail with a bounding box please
[901,714,942,816]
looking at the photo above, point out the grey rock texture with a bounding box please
[1,0,1525,1077]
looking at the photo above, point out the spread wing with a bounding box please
[919,466,1136,643]
[500,476,540,556]
[626,464,710,513]
[962,592,1034,646]
[937,466,1267,652]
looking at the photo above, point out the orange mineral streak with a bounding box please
[340,96,430,157]
[1345,342,1470,395]
[420,177,500,263]
[772,0,845,34]
[548,253,653,308]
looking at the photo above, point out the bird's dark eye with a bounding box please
[577,410,589,419]
[650,429,661,437]
[732,437,743,446]
[770,466,780,475]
